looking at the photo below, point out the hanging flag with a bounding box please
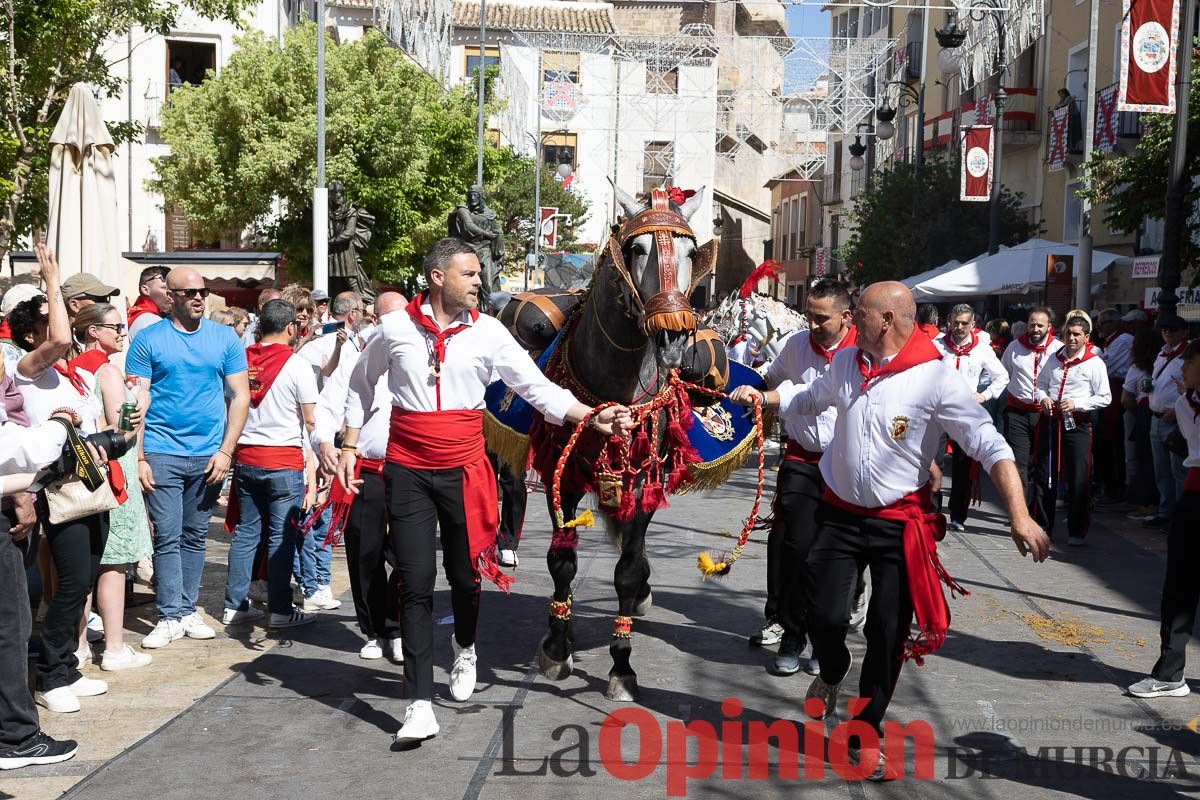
[1094,83,1120,152]
[960,126,993,202]
[1119,0,1181,112]
[974,95,991,126]
[1047,106,1070,172]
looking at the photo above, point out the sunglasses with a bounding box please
[94,323,127,334]
[171,288,210,300]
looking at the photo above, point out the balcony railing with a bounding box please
[1117,110,1143,138]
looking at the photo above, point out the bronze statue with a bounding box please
[328,181,376,300]
[448,184,504,298]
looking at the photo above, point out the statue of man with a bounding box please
[448,184,504,298]
[328,180,376,301]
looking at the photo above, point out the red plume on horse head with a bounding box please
[737,260,785,299]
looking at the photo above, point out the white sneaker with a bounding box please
[222,606,265,626]
[74,644,92,668]
[805,653,852,720]
[498,549,519,568]
[388,637,404,664]
[67,675,107,697]
[100,645,153,672]
[141,619,184,649]
[248,580,269,604]
[35,687,80,714]
[86,613,104,642]
[394,699,439,744]
[181,612,216,640]
[449,637,477,701]
[360,639,383,659]
[302,586,341,612]
[1128,677,1190,698]
[269,609,316,629]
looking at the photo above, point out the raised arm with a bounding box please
[17,244,71,380]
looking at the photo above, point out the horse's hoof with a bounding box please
[538,637,573,681]
[632,590,653,617]
[606,674,640,702]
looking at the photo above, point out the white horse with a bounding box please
[707,293,807,366]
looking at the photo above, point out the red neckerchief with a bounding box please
[127,295,161,328]
[1160,341,1188,360]
[1054,343,1098,405]
[856,328,943,391]
[406,292,479,410]
[918,323,940,340]
[943,329,981,370]
[54,360,93,398]
[244,343,294,407]
[1103,329,1129,349]
[0,320,12,342]
[809,325,858,364]
[1019,333,1057,383]
[68,349,111,378]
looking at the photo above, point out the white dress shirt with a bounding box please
[934,332,1010,400]
[776,346,1014,508]
[239,354,319,448]
[1034,347,1112,412]
[1001,336,1064,406]
[1176,393,1199,468]
[765,328,849,453]
[311,328,390,460]
[347,301,577,429]
[1101,331,1133,380]
[1150,343,1188,415]
[0,418,69,475]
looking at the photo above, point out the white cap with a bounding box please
[1,283,44,317]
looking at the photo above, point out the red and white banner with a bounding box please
[974,95,991,126]
[960,126,993,202]
[1047,106,1070,172]
[1093,83,1119,152]
[538,206,559,249]
[1119,0,1181,113]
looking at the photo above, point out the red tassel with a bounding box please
[640,482,666,513]
[478,553,515,593]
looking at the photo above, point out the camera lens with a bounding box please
[84,430,133,461]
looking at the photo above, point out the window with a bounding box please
[541,132,577,172]
[790,196,801,258]
[642,140,674,196]
[646,64,679,95]
[166,39,216,93]
[781,198,791,260]
[542,51,581,86]
[464,46,500,82]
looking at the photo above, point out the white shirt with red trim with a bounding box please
[1177,394,1200,468]
[239,354,318,448]
[1101,331,1133,380]
[1150,343,1187,414]
[311,328,389,460]
[346,301,577,428]
[1034,347,1112,412]
[777,348,1014,508]
[934,332,1010,401]
[765,328,847,453]
[1001,336,1064,406]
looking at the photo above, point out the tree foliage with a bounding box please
[838,153,1041,286]
[0,0,255,257]
[485,145,590,256]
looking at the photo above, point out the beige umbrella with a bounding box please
[47,83,124,298]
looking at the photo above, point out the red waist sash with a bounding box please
[822,486,968,665]
[1006,394,1041,413]
[1186,468,1200,493]
[388,407,511,591]
[785,439,822,464]
[358,457,385,475]
[236,445,305,470]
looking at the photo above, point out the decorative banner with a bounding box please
[814,246,827,277]
[538,206,559,249]
[1131,255,1160,279]
[1119,0,1180,112]
[974,95,991,126]
[960,126,994,202]
[1046,255,1074,321]
[1047,106,1070,172]
[1094,83,1120,152]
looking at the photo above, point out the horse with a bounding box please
[707,292,807,366]
[525,185,716,702]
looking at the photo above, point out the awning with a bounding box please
[8,250,281,291]
[908,239,1122,299]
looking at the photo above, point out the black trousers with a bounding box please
[384,463,480,701]
[947,440,975,525]
[764,459,823,642]
[0,520,39,748]
[1093,383,1126,498]
[494,457,527,552]
[35,506,107,692]
[1004,407,1050,528]
[345,471,400,641]
[1152,490,1200,682]
[1128,405,1160,508]
[806,505,912,734]
[1042,420,1093,539]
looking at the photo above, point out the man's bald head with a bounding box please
[166,267,204,291]
[858,281,916,323]
[852,281,917,360]
[374,291,406,316]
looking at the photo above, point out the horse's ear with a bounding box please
[608,177,642,219]
[679,186,706,222]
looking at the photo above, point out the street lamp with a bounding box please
[525,130,572,290]
[848,134,867,172]
[874,81,922,168]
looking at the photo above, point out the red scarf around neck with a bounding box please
[68,348,111,379]
[943,329,981,371]
[245,343,294,407]
[1104,329,1129,349]
[406,292,479,410]
[1053,343,1099,404]
[809,325,857,364]
[0,320,13,342]
[1019,332,1056,354]
[918,323,940,340]
[856,328,943,391]
[1161,340,1188,360]
[127,295,161,328]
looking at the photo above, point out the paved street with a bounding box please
[7,459,1200,800]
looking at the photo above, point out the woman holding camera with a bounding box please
[5,245,111,713]
[70,304,151,672]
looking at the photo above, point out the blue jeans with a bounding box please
[226,465,305,616]
[294,503,333,596]
[1151,416,1186,518]
[144,453,221,621]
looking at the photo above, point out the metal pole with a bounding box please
[1157,0,1196,318]
[1075,0,1101,310]
[127,28,133,253]
[313,0,328,294]
[988,17,1006,256]
[475,0,487,186]
[532,86,542,289]
[915,7,929,174]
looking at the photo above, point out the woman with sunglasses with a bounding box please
[68,304,151,672]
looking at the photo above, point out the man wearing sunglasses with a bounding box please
[128,266,171,341]
[60,273,119,320]
[126,268,250,649]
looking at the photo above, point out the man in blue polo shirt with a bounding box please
[127,267,250,649]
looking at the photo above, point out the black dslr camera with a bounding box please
[43,418,134,488]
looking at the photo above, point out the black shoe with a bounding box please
[0,732,78,770]
[803,655,821,675]
[770,634,802,675]
[1143,516,1170,529]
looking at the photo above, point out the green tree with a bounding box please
[839,153,1041,285]
[0,0,254,258]
[485,146,590,257]
[1081,49,1199,277]
[153,24,529,286]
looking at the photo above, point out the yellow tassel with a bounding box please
[696,551,729,578]
[564,509,594,529]
[483,410,531,473]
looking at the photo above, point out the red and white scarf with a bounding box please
[943,329,981,370]
[127,295,161,329]
[406,293,478,410]
[809,325,857,364]
[245,343,294,407]
[856,328,943,392]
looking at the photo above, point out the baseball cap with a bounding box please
[1157,312,1187,331]
[1,283,45,316]
[61,272,119,300]
[1121,309,1149,323]
[311,289,329,302]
